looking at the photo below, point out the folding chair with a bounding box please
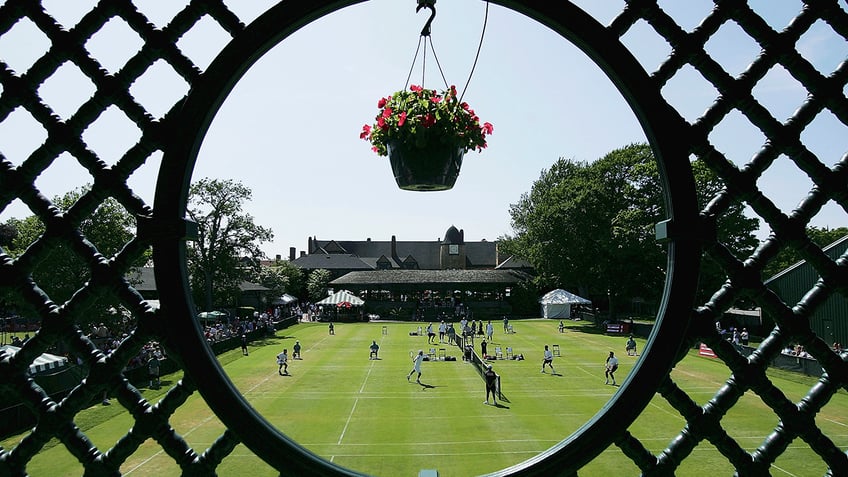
[439,348,446,360]
[428,348,436,360]
[552,344,561,357]
[382,325,388,335]
[506,347,514,359]
[495,347,503,359]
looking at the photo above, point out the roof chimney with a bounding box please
[289,247,296,261]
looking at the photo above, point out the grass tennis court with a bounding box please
[5,320,847,476]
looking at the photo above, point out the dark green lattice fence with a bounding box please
[0,0,846,475]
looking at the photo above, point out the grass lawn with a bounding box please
[4,320,846,476]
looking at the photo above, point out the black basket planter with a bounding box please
[388,140,465,191]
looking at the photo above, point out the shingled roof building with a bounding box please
[290,226,533,320]
[292,225,514,275]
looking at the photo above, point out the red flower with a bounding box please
[377,116,387,130]
[377,97,387,108]
[432,95,442,104]
[410,85,423,92]
[360,124,371,139]
[382,107,393,118]
[423,114,436,127]
[482,122,493,135]
[398,111,407,127]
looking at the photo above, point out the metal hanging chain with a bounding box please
[459,1,489,103]
[404,0,490,94]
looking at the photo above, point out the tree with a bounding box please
[762,226,848,279]
[504,143,759,318]
[2,187,143,322]
[0,222,16,247]
[186,178,274,311]
[306,269,332,302]
[251,259,305,299]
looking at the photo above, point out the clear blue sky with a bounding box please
[1,0,845,258]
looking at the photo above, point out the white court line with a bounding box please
[338,356,378,446]
[824,417,848,428]
[124,414,216,474]
[769,464,799,476]
[127,340,289,474]
[648,401,685,421]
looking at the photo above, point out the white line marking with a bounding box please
[769,464,799,476]
[338,349,379,445]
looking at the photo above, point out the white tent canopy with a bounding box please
[539,289,591,319]
[0,345,69,375]
[316,289,365,306]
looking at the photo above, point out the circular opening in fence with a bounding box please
[155,1,699,475]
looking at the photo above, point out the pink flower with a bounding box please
[382,107,392,118]
[482,122,493,135]
[398,111,407,127]
[410,85,423,92]
[432,95,442,104]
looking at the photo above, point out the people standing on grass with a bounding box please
[503,316,509,333]
[605,351,619,385]
[148,351,160,389]
[328,322,334,335]
[427,323,436,344]
[481,339,488,358]
[293,340,302,359]
[541,345,556,374]
[439,320,446,343]
[486,321,494,341]
[369,340,380,359]
[277,348,289,375]
[625,336,637,356]
[407,349,424,383]
[241,334,249,356]
[484,364,498,405]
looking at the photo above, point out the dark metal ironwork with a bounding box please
[0,0,845,475]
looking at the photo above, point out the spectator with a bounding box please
[148,351,160,389]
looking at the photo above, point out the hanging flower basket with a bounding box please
[360,85,492,191]
[388,140,464,191]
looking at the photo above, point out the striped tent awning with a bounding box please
[316,290,365,306]
[0,344,69,375]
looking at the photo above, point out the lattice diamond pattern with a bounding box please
[0,0,846,475]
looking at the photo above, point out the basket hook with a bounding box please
[416,0,437,37]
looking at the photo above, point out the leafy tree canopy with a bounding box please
[2,186,144,322]
[502,143,759,317]
[762,226,848,279]
[307,269,332,302]
[187,178,273,311]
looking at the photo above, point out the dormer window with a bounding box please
[449,244,459,255]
